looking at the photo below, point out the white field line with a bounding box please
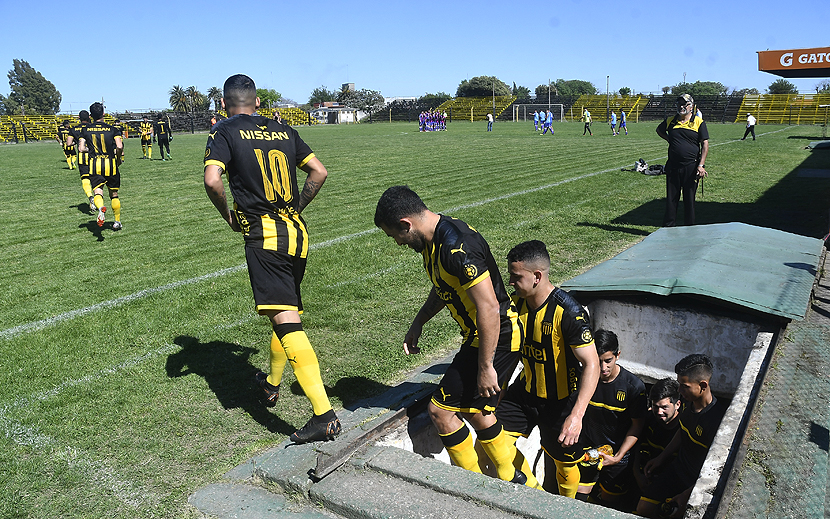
[1,343,179,509]
[0,125,797,341]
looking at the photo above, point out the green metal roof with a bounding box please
[561,223,823,320]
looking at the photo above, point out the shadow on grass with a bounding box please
[575,222,651,237]
[166,335,294,436]
[78,220,105,241]
[612,148,830,238]
[71,202,94,215]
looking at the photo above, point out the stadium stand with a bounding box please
[737,93,830,125]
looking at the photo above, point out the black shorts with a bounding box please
[496,384,584,462]
[141,136,152,144]
[639,459,696,504]
[431,344,519,414]
[78,163,90,179]
[245,246,306,315]
[63,146,76,157]
[578,454,634,496]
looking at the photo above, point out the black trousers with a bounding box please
[158,136,170,155]
[663,163,699,227]
[742,125,756,140]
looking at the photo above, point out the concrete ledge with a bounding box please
[353,445,633,519]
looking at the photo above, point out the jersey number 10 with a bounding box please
[254,148,293,204]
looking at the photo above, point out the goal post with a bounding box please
[513,104,566,123]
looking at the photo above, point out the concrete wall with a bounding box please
[375,297,782,518]
[587,299,767,397]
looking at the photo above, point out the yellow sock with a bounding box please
[148,146,152,159]
[81,178,93,198]
[94,194,104,210]
[478,424,519,481]
[66,157,73,169]
[281,328,331,415]
[267,332,288,387]
[513,446,542,489]
[142,144,146,157]
[111,197,121,221]
[441,425,481,473]
[555,459,581,498]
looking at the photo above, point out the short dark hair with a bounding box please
[675,353,713,381]
[506,240,550,270]
[89,102,104,120]
[649,378,681,405]
[78,110,90,122]
[62,119,70,126]
[594,329,619,355]
[157,113,163,120]
[223,74,256,109]
[374,185,428,230]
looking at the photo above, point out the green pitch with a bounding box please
[1,121,827,518]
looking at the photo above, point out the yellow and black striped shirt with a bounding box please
[80,122,121,176]
[423,215,522,351]
[204,114,315,256]
[70,123,90,166]
[513,288,594,400]
[140,121,153,141]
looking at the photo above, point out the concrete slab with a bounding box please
[189,482,336,519]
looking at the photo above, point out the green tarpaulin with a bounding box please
[561,223,823,320]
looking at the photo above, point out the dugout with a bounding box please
[191,223,823,519]
[374,223,821,518]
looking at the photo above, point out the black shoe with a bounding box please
[255,371,279,407]
[510,469,527,485]
[290,410,341,443]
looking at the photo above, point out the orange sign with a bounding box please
[758,47,830,78]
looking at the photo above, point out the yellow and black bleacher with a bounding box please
[736,94,830,125]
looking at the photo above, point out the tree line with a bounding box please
[1,59,827,116]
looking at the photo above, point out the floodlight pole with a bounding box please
[492,81,496,124]
[606,75,610,121]
[548,78,551,110]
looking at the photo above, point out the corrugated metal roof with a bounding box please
[561,223,823,320]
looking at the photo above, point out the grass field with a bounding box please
[1,119,828,518]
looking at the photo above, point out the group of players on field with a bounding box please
[418,110,447,132]
[57,111,173,231]
[201,74,720,518]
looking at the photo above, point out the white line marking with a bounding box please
[1,126,799,340]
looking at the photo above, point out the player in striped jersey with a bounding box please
[493,240,599,495]
[67,111,95,211]
[78,103,123,230]
[57,120,76,170]
[204,74,340,444]
[139,116,153,159]
[375,186,528,486]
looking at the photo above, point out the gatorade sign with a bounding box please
[758,47,830,78]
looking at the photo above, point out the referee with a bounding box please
[204,74,340,444]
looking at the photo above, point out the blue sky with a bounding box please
[2,0,827,113]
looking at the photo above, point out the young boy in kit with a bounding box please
[636,354,725,518]
[632,378,683,494]
[576,329,647,505]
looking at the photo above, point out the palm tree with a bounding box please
[207,86,222,111]
[169,85,188,112]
